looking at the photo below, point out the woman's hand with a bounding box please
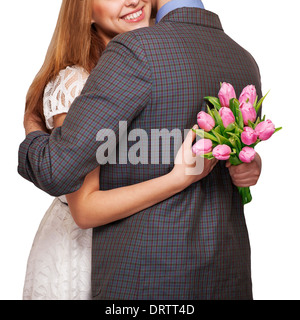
[171,125,218,191]
[226,153,262,187]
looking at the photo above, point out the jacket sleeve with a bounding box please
[18,33,152,196]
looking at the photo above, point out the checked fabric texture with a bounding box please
[18,8,262,300]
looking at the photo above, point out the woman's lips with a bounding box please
[121,7,145,23]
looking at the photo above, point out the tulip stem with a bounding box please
[229,155,252,205]
[237,186,252,205]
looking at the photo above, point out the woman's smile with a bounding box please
[121,6,145,23]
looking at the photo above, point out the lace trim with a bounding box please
[43,66,89,130]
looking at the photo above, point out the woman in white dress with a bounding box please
[23,0,217,300]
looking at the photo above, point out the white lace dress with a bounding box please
[23,66,93,300]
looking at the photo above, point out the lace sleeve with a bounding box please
[43,66,89,130]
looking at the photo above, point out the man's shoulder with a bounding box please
[112,25,159,44]
[112,25,168,44]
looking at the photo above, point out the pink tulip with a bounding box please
[239,147,256,163]
[239,85,257,105]
[212,144,232,160]
[240,101,257,125]
[197,111,215,132]
[254,120,275,141]
[219,107,235,128]
[218,82,236,108]
[192,139,213,156]
[241,127,258,145]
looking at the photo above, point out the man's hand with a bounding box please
[226,153,262,187]
[24,111,48,136]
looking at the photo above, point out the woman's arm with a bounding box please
[66,166,186,229]
[62,122,218,229]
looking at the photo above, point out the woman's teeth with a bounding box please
[124,9,143,21]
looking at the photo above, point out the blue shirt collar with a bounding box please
[156,0,205,24]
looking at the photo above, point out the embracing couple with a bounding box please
[19,0,262,300]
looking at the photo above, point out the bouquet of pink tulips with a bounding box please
[192,82,282,205]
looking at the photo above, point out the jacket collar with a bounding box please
[156,0,205,24]
[160,7,223,31]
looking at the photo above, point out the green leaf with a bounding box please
[255,90,270,113]
[213,109,225,133]
[206,105,215,121]
[211,130,221,144]
[247,120,255,129]
[229,99,237,117]
[204,96,221,110]
[235,126,243,135]
[229,155,242,166]
[192,129,219,143]
[224,123,236,133]
[211,129,232,146]
[236,109,244,129]
[227,132,242,152]
[214,125,222,134]
[229,98,240,118]
[227,132,240,140]
[201,152,215,160]
[253,95,258,109]
[229,137,237,149]
[274,127,283,133]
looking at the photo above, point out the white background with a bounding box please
[0,0,299,300]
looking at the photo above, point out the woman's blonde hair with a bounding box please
[25,0,104,123]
